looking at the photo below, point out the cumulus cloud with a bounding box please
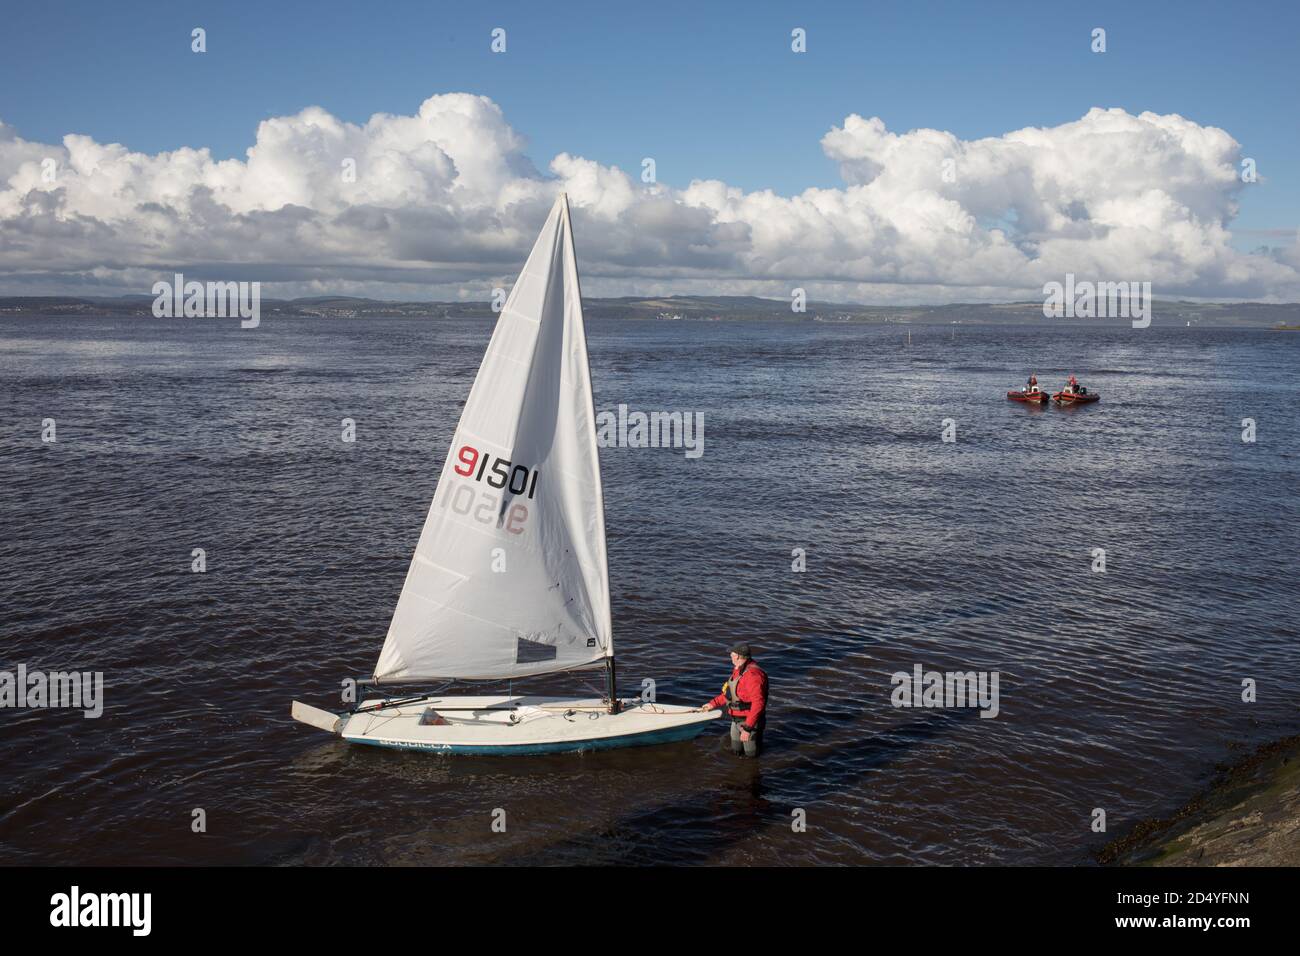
[0,95,1295,302]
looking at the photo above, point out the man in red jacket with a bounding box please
[700,643,768,757]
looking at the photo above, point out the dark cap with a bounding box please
[729,642,752,658]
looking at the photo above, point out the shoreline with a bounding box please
[1099,734,1300,866]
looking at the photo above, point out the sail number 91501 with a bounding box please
[452,444,541,498]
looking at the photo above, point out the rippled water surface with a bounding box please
[1,316,1297,865]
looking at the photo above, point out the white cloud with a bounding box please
[1,96,1295,302]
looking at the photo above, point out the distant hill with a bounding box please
[1,294,1297,327]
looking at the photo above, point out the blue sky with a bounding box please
[3,1,1295,234]
[1,0,1296,300]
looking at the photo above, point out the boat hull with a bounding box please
[337,695,720,755]
[1007,390,1049,403]
[1052,391,1100,404]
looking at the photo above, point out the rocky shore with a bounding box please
[1100,734,1300,866]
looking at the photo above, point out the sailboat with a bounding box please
[291,194,719,754]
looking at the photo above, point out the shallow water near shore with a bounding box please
[1,315,1298,865]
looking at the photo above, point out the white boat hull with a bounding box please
[333,695,720,755]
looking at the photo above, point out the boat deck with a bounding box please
[339,695,720,754]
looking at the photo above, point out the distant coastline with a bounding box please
[2,295,1299,328]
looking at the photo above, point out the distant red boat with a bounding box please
[1007,389,1050,404]
[1052,390,1100,405]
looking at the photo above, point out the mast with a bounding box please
[604,658,619,714]
[559,195,618,712]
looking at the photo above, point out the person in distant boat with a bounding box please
[699,643,768,757]
[1066,374,1079,395]
[1027,374,1039,394]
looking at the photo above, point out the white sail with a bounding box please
[373,195,613,682]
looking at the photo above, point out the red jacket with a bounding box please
[707,661,767,730]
